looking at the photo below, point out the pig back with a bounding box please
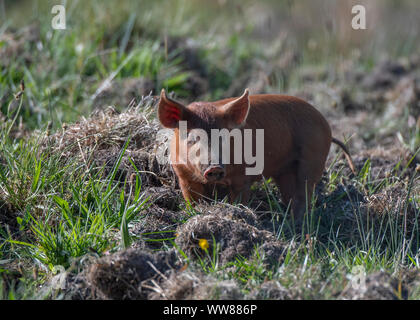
[241,94,332,178]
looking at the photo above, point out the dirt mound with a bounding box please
[44,99,176,189]
[63,248,246,300]
[400,269,420,298]
[93,148,165,187]
[142,187,182,210]
[332,146,419,222]
[247,280,290,300]
[46,101,158,156]
[363,180,418,217]
[332,146,419,181]
[318,146,419,246]
[175,204,287,265]
[360,179,419,244]
[148,271,244,300]
[340,272,408,300]
[65,249,179,300]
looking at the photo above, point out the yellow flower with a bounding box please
[198,239,209,251]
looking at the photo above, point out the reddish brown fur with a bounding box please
[158,89,355,221]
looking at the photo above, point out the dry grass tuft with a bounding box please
[43,96,176,187]
[68,249,180,300]
[148,270,244,300]
[340,272,408,300]
[175,203,287,265]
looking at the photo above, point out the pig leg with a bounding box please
[293,158,325,222]
[179,179,206,203]
[291,182,314,223]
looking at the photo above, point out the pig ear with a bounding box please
[222,89,250,127]
[158,89,186,128]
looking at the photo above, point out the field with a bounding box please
[0,0,419,300]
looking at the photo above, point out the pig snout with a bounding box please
[203,165,226,182]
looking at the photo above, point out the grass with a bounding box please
[1,126,151,268]
[1,0,420,300]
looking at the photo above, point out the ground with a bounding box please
[0,0,419,300]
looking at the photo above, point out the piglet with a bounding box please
[158,89,355,221]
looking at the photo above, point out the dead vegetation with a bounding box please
[43,99,176,187]
[148,271,244,300]
[175,204,287,266]
[340,272,408,300]
[64,249,180,300]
